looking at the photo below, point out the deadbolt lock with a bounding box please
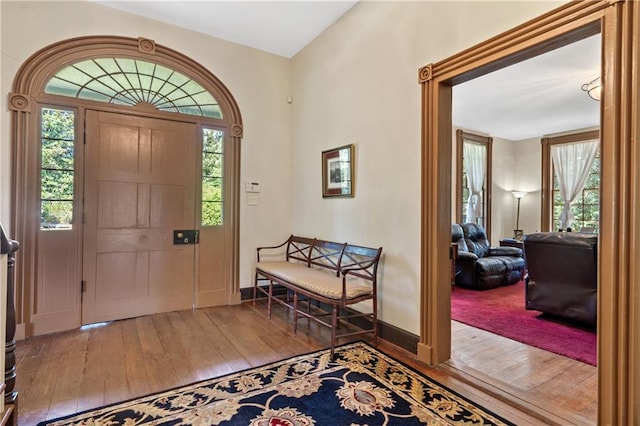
[173,230,199,245]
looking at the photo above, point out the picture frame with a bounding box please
[513,229,524,241]
[322,144,354,198]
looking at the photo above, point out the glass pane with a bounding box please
[584,171,600,188]
[203,153,223,177]
[42,108,75,140]
[182,80,205,95]
[117,58,137,74]
[177,105,202,115]
[201,104,223,119]
[583,189,599,204]
[41,201,73,229]
[42,139,74,170]
[94,57,120,74]
[75,59,106,78]
[136,60,155,76]
[167,72,189,88]
[193,91,216,105]
[203,129,224,153]
[41,170,74,199]
[153,65,174,81]
[56,66,93,86]
[78,88,112,103]
[202,202,222,226]
[45,77,82,98]
[202,177,223,202]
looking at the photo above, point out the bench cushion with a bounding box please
[256,261,371,301]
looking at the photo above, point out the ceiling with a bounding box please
[94,1,601,141]
[453,34,601,141]
[93,0,358,58]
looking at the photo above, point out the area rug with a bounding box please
[38,341,514,425]
[451,281,596,365]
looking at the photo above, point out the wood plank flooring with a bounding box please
[15,301,596,425]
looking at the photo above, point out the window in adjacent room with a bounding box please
[542,130,600,233]
[456,130,493,237]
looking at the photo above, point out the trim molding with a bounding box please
[418,1,639,423]
[10,35,243,336]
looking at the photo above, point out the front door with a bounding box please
[82,110,198,324]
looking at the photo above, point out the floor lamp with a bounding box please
[512,191,527,240]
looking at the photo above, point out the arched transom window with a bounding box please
[45,57,223,118]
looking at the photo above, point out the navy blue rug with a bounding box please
[37,341,514,425]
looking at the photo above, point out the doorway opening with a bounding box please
[418,1,640,424]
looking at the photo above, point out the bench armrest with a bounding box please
[256,236,291,262]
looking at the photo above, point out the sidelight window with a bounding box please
[40,107,75,230]
[202,128,224,226]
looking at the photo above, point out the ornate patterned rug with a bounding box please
[38,341,514,425]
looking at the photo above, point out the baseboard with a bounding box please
[241,285,419,355]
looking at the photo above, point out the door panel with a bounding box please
[83,111,197,324]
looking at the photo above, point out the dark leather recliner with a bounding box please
[524,232,597,326]
[452,223,525,290]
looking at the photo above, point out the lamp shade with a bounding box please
[581,77,601,101]
[511,191,527,199]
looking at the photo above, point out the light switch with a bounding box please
[248,195,259,206]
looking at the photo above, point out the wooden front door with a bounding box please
[82,111,198,324]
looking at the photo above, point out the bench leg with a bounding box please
[267,280,273,319]
[253,272,258,306]
[372,295,378,346]
[293,292,299,335]
[330,305,338,359]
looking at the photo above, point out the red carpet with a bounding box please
[451,281,596,365]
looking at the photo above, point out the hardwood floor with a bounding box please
[15,301,596,425]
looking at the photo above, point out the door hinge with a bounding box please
[81,280,86,293]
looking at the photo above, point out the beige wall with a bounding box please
[492,137,542,242]
[291,1,563,333]
[1,0,568,337]
[0,1,294,290]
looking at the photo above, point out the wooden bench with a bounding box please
[253,235,383,356]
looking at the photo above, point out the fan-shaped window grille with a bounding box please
[45,58,223,118]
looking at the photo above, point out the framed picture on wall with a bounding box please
[322,144,354,198]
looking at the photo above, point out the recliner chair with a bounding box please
[452,223,525,290]
[524,232,597,326]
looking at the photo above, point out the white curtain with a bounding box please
[551,139,599,229]
[463,142,486,224]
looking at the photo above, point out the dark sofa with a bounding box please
[524,232,597,326]
[452,223,525,290]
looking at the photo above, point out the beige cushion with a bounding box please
[256,261,371,301]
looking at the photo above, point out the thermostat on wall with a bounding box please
[246,181,261,193]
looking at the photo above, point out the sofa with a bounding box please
[452,223,525,290]
[524,232,597,326]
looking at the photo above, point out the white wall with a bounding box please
[0,1,293,290]
[291,1,564,334]
[491,136,542,242]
